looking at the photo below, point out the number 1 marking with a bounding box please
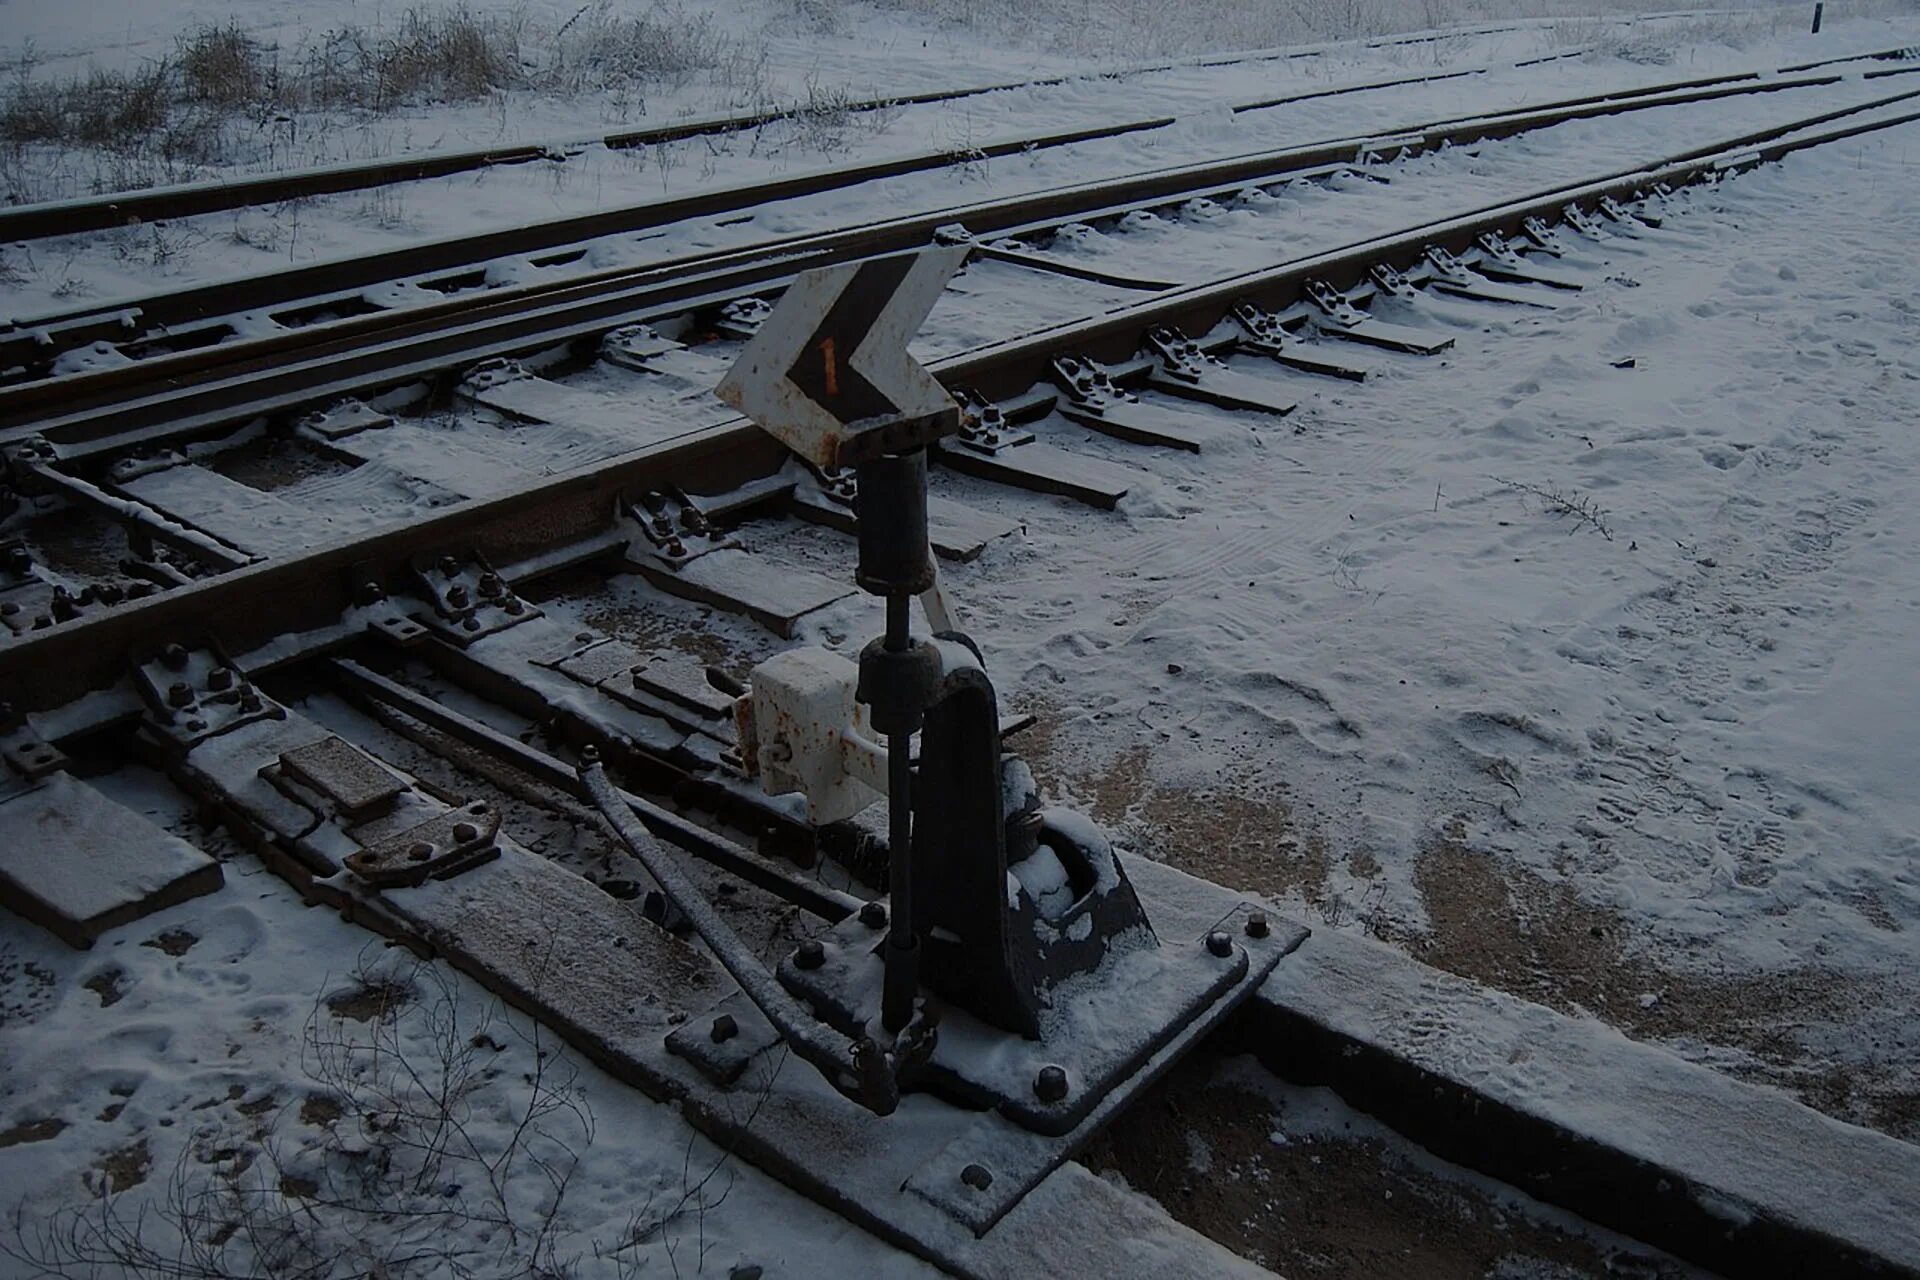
[817,337,839,397]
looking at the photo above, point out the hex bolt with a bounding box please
[581,743,601,765]
[1033,1065,1069,1104]
[451,821,480,844]
[445,585,469,609]
[462,617,481,632]
[960,1164,994,1191]
[167,681,194,708]
[408,841,436,862]
[239,686,262,713]
[1245,911,1270,940]
[206,667,233,692]
[859,901,888,929]
[438,556,461,578]
[478,572,503,598]
[794,939,825,971]
[710,1013,739,1044]
[502,595,525,616]
[355,580,385,606]
[1205,930,1234,958]
[161,642,190,671]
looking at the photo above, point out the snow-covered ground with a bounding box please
[3,1,1920,1275]
[908,111,1920,1139]
[0,799,938,1277]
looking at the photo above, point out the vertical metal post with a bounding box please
[1811,2,1823,33]
[882,592,918,1033]
[852,448,938,1035]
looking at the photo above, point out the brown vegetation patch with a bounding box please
[0,1117,67,1148]
[1015,710,1329,906]
[1402,821,1920,1141]
[299,1094,344,1127]
[83,968,127,1007]
[88,1138,152,1194]
[142,927,200,957]
[325,978,411,1023]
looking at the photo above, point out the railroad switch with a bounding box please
[589,248,1299,1241]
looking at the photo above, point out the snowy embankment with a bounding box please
[897,113,1920,1137]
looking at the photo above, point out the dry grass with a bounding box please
[0,3,766,200]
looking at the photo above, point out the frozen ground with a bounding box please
[0,769,939,1278]
[3,3,1920,1277]
[900,111,1920,1139]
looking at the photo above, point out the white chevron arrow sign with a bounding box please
[716,245,967,469]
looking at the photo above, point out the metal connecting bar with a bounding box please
[580,758,903,1114]
[13,454,256,572]
[326,657,863,923]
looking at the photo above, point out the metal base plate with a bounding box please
[770,906,1271,1137]
[661,859,1303,1245]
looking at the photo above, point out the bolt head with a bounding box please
[710,1013,739,1044]
[858,901,888,929]
[1205,930,1234,958]
[206,667,233,692]
[960,1163,993,1191]
[1245,911,1270,939]
[161,642,189,671]
[794,939,825,971]
[167,681,194,708]
[580,744,601,765]
[1033,1064,1069,1104]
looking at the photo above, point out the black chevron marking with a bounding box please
[785,254,917,424]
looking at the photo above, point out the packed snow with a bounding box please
[4,0,1920,1275]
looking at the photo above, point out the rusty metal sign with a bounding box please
[716,245,966,469]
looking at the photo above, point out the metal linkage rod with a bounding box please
[326,657,862,923]
[580,756,902,1114]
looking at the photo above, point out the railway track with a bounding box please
[3,51,1920,1280]
[6,40,1918,395]
[6,46,1918,446]
[0,6,1765,243]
